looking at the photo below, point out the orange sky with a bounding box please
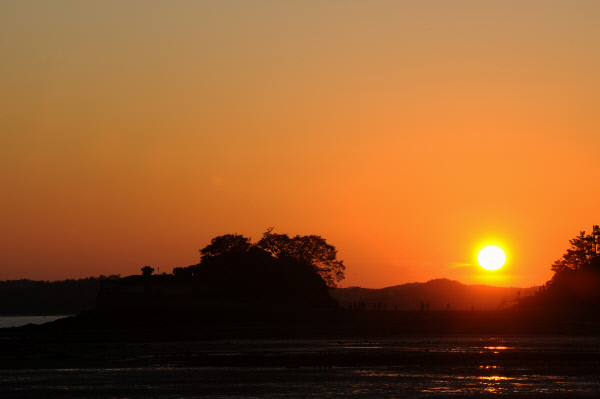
[2,1,600,287]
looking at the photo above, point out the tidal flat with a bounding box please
[2,336,600,398]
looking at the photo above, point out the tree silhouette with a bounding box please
[254,228,292,257]
[141,266,155,276]
[551,231,598,273]
[532,226,600,308]
[256,228,345,287]
[200,234,252,260]
[194,249,333,306]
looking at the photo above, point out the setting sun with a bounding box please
[478,246,506,271]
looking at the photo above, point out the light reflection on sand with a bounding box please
[2,366,600,398]
[480,375,508,381]
[2,336,600,398]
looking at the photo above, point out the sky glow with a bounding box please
[2,1,600,287]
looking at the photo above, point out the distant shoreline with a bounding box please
[0,315,73,329]
[1,307,599,372]
[4,306,600,337]
[0,313,77,317]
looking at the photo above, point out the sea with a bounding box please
[0,315,71,329]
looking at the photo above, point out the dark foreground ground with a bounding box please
[1,308,600,398]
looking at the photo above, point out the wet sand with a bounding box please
[2,336,600,398]
[1,309,600,397]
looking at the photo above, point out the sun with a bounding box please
[478,246,506,271]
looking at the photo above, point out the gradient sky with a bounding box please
[2,1,600,287]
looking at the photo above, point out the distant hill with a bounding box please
[0,278,103,315]
[331,278,535,311]
[0,276,535,315]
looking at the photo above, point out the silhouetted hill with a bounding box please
[0,276,534,316]
[0,278,103,315]
[331,278,534,311]
[187,248,336,309]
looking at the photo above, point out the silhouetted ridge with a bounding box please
[332,278,530,311]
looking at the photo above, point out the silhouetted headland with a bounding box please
[3,227,600,341]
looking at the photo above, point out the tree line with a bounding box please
[522,225,600,308]
[175,228,345,288]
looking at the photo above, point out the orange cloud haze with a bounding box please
[2,1,600,287]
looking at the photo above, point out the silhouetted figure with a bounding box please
[446,303,450,310]
[421,301,425,311]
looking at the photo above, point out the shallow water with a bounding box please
[2,336,600,398]
[2,365,599,398]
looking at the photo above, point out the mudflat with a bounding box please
[1,309,600,397]
[2,335,600,398]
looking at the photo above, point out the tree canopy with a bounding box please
[529,225,600,308]
[196,228,346,288]
[193,248,334,307]
[551,228,600,273]
[256,228,345,287]
[199,234,252,259]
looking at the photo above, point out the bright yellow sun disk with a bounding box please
[478,246,506,271]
